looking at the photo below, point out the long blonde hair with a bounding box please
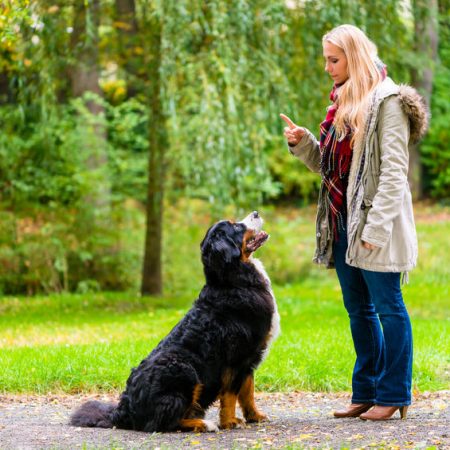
[322,25,384,147]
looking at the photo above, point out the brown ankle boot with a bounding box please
[359,405,408,421]
[333,403,374,418]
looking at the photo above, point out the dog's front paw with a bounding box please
[245,411,268,423]
[219,417,245,429]
[203,420,219,432]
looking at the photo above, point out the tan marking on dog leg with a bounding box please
[184,383,205,419]
[221,368,234,390]
[219,392,244,429]
[238,374,267,423]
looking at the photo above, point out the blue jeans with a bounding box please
[333,228,413,406]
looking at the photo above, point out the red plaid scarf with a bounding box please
[319,84,352,241]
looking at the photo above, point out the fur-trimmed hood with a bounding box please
[374,77,429,143]
[397,85,429,143]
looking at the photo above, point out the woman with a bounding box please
[281,24,428,420]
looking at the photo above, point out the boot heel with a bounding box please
[399,406,408,419]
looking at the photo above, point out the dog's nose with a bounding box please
[252,211,259,219]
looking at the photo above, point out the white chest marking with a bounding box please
[250,257,280,361]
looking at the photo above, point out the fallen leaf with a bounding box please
[350,434,364,440]
[293,434,314,441]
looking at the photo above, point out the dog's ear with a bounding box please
[211,237,241,264]
[201,234,241,269]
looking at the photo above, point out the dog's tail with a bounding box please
[70,400,117,428]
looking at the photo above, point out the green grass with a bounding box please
[0,202,449,394]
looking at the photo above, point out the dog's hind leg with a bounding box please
[179,418,219,432]
[179,384,218,432]
[183,383,206,419]
[142,394,189,432]
[238,373,267,423]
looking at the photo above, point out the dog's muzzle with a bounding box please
[239,211,269,252]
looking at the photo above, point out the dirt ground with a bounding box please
[0,391,449,449]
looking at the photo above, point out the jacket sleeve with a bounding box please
[361,95,410,248]
[287,128,321,173]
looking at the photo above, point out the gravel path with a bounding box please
[0,391,449,449]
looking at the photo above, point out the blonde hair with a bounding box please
[322,24,384,147]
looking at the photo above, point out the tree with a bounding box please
[113,0,167,295]
[70,0,111,213]
[114,0,143,98]
[139,1,292,295]
[410,0,439,199]
[141,3,167,296]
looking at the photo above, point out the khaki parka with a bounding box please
[288,77,428,274]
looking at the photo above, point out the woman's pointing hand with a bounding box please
[280,113,305,146]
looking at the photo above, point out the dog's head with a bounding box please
[200,211,269,281]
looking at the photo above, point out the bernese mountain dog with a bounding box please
[70,211,279,433]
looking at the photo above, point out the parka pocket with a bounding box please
[360,197,373,211]
[356,197,373,245]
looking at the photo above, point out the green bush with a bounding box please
[0,204,142,295]
[0,93,150,294]
[267,138,321,205]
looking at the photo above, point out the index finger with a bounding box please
[279,113,296,129]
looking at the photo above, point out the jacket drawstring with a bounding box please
[401,271,409,285]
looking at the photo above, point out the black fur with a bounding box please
[70,218,276,432]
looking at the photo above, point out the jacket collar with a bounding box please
[373,76,399,101]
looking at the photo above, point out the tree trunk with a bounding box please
[114,0,167,295]
[70,0,103,104]
[114,0,144,97]
[70,0,110,212]
[141,9,167,296]
[410,0,439,200]
[0,72,10,104]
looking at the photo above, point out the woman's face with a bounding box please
[323,41,348,85]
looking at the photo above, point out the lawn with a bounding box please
[0,202,448,394]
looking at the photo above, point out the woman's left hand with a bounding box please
[362,241,379,250]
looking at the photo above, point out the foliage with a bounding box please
[0,93,148,294]
[105,97,149,203]
[0,202,143,295]
[161,0,291,212]
[0,105,80,206]
[0,1,448,293]
[267,139,322,204]
[1,0,434,210]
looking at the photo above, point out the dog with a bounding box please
[70,211,279,432]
